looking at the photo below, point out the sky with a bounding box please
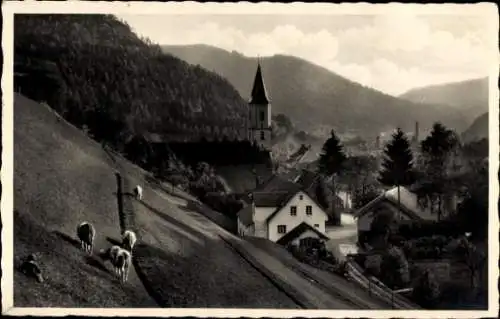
[117,10,495,96]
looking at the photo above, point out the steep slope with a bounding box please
[14,94,156,307]
[12,93,300,308]
[399,77,489,121]
[162,44,470,138]
[461,112,489,143]
[14,15,248,149]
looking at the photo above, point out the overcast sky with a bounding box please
[117,11,494,96]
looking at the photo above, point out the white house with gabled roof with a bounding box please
[237,172,340,246]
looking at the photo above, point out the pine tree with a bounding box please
[419,122,460,220]
[318,130,346,225]
[378,128,415,219]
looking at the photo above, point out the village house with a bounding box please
[353,186,440,245]
[237,170,344,246]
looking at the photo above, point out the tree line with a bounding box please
[14,14,249,152]
[316,123,488,240]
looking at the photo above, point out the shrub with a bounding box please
[398,221,464,239]
[364,254,382,277]
[201,193,244,220]
[412,269,440,308]
[381,246,410,289]
[401,235,452,260]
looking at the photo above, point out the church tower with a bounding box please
[248,59,272,150]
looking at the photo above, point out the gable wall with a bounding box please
[268,190,328,242]
[254,206,274,238]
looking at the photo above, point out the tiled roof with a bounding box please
[249,62,270,104]
[354,186,437,221]
[384,186,437,221]
[252,191,293,207]
[295,169,318,187]
[255,174,301,193]
[276,222,329,245]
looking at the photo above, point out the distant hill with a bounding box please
[162,44,471,139]
[14,15,249,151]
[461,112,489,143]
[399,77,489,122]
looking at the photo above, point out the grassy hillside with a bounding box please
[14,15,248,150]
[14,94,156,307]
[461,112,488,143]
[162,44,470,139]
[399,77,489,121]
[13,93,301,308]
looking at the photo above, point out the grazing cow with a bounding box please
[77,222,96,254]
[99,245,132,283]
[122,230,137,252]
[133,185,143,201]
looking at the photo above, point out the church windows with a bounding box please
[259,111,265,122]
[260,130,265,140]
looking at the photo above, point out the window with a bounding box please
[299,195,304,200]
[306,205,312,215]
[260,130,265,140]
[290,206,297,216]
[314,224,319,228]
[277,225,287,234]
[259,111,265,122]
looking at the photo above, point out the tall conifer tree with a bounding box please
[378,128,415,219]
[318,130,346,225]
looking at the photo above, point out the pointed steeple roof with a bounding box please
[249,59,270,104]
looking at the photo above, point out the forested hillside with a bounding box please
[14,15,248,151]
[162,44,471,139]
[461,112,489,144]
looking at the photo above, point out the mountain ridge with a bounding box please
[162,44,473,139]
[399,77,489,122]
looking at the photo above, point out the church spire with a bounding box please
[250,58,270,105]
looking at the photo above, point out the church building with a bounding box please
[247,60,273,150]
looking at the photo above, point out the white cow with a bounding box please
[133,185,143,201]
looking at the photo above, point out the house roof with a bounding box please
[353,186,437,221]
[237,203,254,227]
[249,61,270,105]
[276,222,329,245]
[295,169,344,220]
[252,191,294,207]
[254,174,300,193]
[247,171,339,225]
[295,169,318,187]
[250,174,302,207]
